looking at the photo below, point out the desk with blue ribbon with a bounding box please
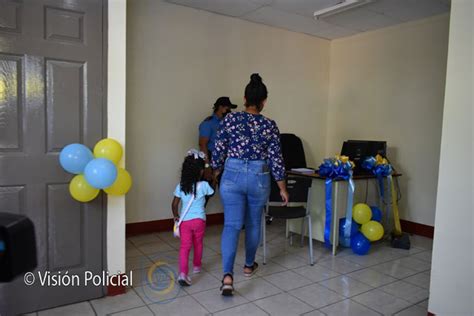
[288,159,402,255]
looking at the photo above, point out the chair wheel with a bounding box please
[266,216,273,225]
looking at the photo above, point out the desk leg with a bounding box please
[305,188,314,263]
[332,181,339,256]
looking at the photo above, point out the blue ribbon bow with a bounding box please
[361,156,393,200]
[362,156,393,226]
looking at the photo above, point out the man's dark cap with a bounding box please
[213,96,237,109]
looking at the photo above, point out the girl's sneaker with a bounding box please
[193,266,202,274]
[178,273,192,286]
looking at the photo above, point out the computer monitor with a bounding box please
[341,140,387,174]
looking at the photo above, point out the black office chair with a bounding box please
[261,176,314,265]
[280,133,307,170]
[266,133,309,225]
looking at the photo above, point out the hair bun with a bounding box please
[250,73,262,83]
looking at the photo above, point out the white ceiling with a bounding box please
[164,0,450,40]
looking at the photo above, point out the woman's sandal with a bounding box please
[243,262,259,277]
[220,273,234,296]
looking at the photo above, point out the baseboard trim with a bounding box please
[400,219,434,239]
[126,218,173,237]
[126,213,224,237]
[107,273,127,296]
[205,212,224,226]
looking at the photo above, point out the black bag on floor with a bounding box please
[391,232,411,250]
[0,213,37,282]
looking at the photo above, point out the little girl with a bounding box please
[172,149,214,286]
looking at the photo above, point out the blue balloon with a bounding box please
[59,143,93,174]
[370,206,382,222]
[339,218,360,237]
[351,232,371,255]
[339,218,360,248]
[84,158,118,189]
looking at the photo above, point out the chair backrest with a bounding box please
[280,133,307,170]
[269,176,312,203]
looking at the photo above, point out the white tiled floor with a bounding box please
[32,220,432,315]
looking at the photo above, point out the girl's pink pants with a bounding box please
[179,218,206,275]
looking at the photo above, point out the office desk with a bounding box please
[287,171,402,255]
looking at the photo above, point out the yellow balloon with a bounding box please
[104,168,132,195]
[353,203,372,224]
[69,174,100,202]
[361,220,384,241]
[93,138,123,164]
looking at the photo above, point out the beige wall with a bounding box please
[429,1,473,313]
[327,15,449,226]
[126,0,330,223]
[126,1,449,227]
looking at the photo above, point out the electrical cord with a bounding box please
[395,176,402,202]
[364,179,369,203]
[375,179,388,205]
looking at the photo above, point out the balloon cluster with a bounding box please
[361,154,393,177]
[349,203,384,255]
[318,155,355,179]
[339,206,382,248]
[59,139,132,202]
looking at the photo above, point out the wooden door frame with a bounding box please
[101,0,108,296]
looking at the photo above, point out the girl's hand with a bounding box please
[280,189,289,206]
[171,197,181,222]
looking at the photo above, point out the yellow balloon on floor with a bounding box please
[104,168,132,195]
[70,174,100,202]
[93,138,123,164]
[361,220,384,241]
[353,203,372,224]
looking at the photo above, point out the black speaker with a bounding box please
[0,213,37,282]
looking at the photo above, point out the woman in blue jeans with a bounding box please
[211,73,289,296]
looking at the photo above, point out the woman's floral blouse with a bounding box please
[211,111,286,181]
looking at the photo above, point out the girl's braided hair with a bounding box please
[180,155,205,196]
